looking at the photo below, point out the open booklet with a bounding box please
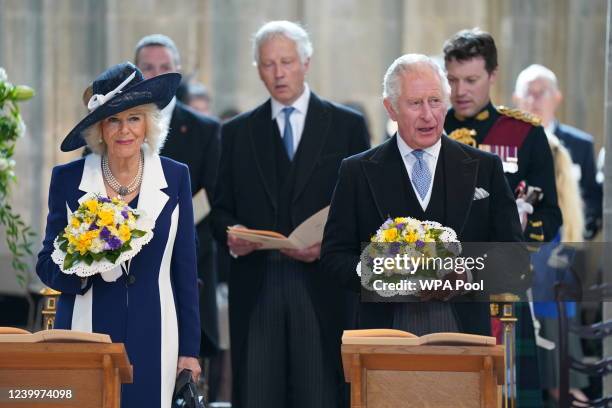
[0,328,111,343]
[342,329,497,346]
[227,206,330,250]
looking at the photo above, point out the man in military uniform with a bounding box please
[443,31,561,244]
[443,28,562,407]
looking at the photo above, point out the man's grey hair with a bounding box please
[383,54,451,111]
[83,103,167,156]
[134,34,181,66]
[252,20,313,65]
[514,64,559,97]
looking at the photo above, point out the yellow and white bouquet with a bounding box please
[51,194,154,276]
[372,216,458,246]
[358,217,460,295]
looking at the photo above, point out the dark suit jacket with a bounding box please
[554,122,602,238]
[320,135,526,335]
[210,92,370,398]
[160,101,221,355]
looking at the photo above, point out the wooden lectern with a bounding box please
[342,340,505,407]
[0,343,132,408]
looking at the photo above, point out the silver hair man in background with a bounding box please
[513,64,602,240]
[211,20,370,408]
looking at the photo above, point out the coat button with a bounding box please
[127,275,136,285]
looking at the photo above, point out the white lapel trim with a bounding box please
[77,154,106,205]
[77,152,168,224]
[138,153,168,225]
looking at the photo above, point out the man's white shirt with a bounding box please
[271,84,311,156]
[396,134,442,211]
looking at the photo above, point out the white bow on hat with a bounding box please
[87,71,136,112]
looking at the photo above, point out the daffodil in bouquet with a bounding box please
[358,216,461,296]
[51,194,154,276]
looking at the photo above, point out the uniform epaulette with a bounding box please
[497,105,541,127]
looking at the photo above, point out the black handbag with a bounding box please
[172,369,205,408]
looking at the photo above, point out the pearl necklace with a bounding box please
[101,151,144,200]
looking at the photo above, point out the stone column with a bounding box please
[565,0,607,152]
[603,0,611,395]
[304,0,403,143]
[104,0,212,84]
[0,0,46,294]
[209,0,302,117]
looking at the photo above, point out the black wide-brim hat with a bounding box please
[61,61,181,152]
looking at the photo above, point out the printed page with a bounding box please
[287,206,330,248]
[0,329,111,343]
[227,206,330,250]
[342,330,495,346]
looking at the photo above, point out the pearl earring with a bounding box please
[98,138,102,144]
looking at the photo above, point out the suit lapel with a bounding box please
[361,135,479,236]
[249,101,278,210]
[76,152,169,225]
[78,154,106,207]
[441,136,479,237]
[292,93,331,203]
[362,136,411,222]
[137,153,169,225]
[163,103,186,153]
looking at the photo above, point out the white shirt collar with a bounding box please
[271,83,311,119]
[396,132,442,160]
[544,120,556,136]
[161,96,176,122]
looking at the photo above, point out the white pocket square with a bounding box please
[473,187,490,200]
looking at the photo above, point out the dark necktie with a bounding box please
[282,106,295,160]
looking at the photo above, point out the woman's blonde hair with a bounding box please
[547,133,584,242]
[82,103,166,156]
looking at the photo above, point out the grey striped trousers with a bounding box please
[392,301,459,336]
[240,252,337,408]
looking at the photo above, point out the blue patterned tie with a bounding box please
[282,106,295,160]
[411,150,431,200]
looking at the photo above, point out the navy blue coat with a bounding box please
[160,101,221,355]
[36,153,200,408]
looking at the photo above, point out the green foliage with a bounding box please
[0,67,35,286]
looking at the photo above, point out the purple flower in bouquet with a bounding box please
[389,242,401,254]
[88,222,99,231]
[107,235,122,250]
[121,209,129,219]
[98,197,111,203]
[99,226,110,240]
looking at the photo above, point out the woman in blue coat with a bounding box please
[36,62,201,408]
